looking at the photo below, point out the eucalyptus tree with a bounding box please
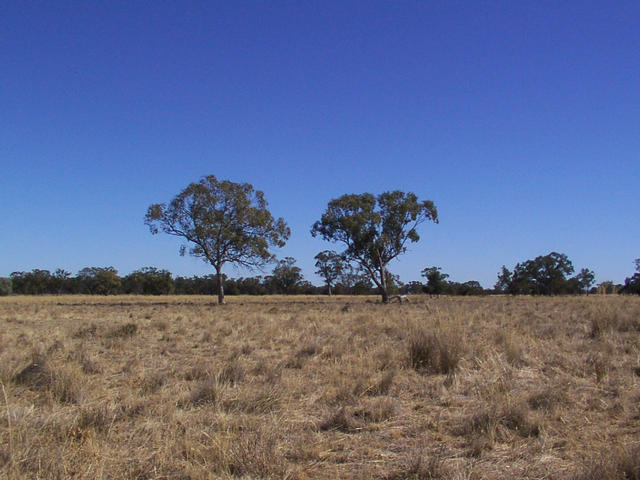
[145,175,290,304]
[497,252,579,295]
[77,267,121,295]
[314,250,345,296]
[311,191,438,303]
[268,257,304,294]
[421,266,450,295]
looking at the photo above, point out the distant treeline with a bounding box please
[1,252,638,297]
[1,266,374,296]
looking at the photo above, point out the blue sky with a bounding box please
[1,1,638,287]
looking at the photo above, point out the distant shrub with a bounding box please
[0,278,11,296]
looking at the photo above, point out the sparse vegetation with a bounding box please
[106,322,137,338]
[408,328,461,375]
[1,294,639,479]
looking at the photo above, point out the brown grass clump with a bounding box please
[527,386,569,412]
[495,330,526,366]
[187,377,220,407]
[1,294,640,479]
[218,358,245,386]
[408,328,461,375]
[106,322,137,338]
[457,400,541,449]
[383,452,448,480]
[225,428,288,479]
[367,369,396,396]
[13,356,82,404]
[571,445,640,480]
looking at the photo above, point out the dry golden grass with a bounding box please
[1,294,639,479]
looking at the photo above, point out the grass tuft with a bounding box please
[408,329,460,375]
[107,322,138,338]
[319,407,359,433]
[187,378,220,407]
[572,446,640,480]
[383,452,447,480]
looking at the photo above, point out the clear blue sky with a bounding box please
[1,1,638,287]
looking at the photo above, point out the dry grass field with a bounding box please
[1,295,639,479]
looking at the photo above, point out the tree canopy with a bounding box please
[620,258,640,295]
[268,257,305,294]
[314,250,345,296]
[122,267,174,295]
[311,191,438,302]
[421,266,449,295]
[496,252,595,295]
[77,267,122,295]
[145,175,290,304]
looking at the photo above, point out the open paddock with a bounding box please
[1,295,639,479]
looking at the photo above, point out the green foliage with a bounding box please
[314,250,345,295]
[568,268,596,294]
[497,252,578,295]
[122,267,174,295]
[267,257,304,294]
[77,267,122,295]
[334,264,374,295]
[402,281,424,294]
[10,269,54,294]
[620,258,640,295]
[497,253,595,295]
[447,280,485,296]
[494,266,512,293]
[145,175,290,303]
[311,191,438,302]
[9,269,77,294]
[421,267,449,295]
[0,278,11,296]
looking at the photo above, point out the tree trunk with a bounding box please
[216,267,225,304]
[379,266,389,303]
[327,283,332,296]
